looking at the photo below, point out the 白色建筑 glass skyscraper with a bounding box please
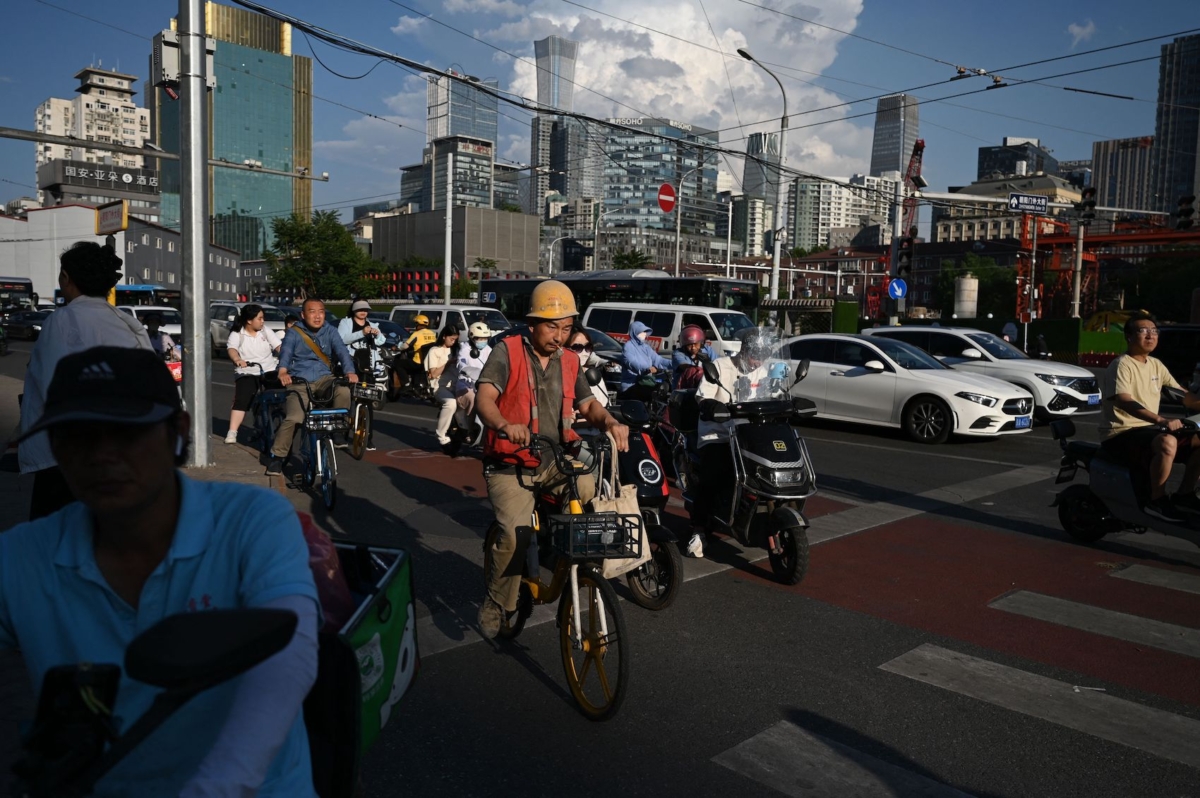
[151,1,313,261]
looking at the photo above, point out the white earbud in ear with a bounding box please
[175,436,185,457]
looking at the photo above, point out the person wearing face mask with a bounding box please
[618,320,671,402]
[566,328,608,406]
[454,322,494,420]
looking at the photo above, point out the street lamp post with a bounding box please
[548,235,569,275]
[674,156,706,278]
[738,48,788,301]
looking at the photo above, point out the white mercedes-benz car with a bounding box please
[862,326,1101,420]
[777,334,1035,444]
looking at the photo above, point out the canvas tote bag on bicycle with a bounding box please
[590,431,651,579]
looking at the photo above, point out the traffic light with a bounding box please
[1176,194,1196,230]
[1076,186,1097,225]
[894,232,914,280]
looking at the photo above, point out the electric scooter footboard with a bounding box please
[1091,458,1200,544]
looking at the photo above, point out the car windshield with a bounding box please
[870,336,948,370]
[966,332,1028,360]
[259,307,287,323]
[584,327,623,353]
[135,309,183,326]
[711,312,754,339]
[462,309,509,331]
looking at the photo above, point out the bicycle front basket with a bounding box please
[549,512,642,560]
[353,384,385,403]
[307,408,350,432]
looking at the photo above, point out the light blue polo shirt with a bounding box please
[0,474,319,797]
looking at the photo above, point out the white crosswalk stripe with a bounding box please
[1111,563,1200,596]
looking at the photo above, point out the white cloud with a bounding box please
[445,0,525,18]
[482,0,868,177]
[391,16,426,35]
[1067,20,1096,48]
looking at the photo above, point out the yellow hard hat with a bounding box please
[413,314,430,326]
[526,280,578,320]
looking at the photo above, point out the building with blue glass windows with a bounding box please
[426,72,499,146]
[151,1,312,260]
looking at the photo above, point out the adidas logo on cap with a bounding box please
[79,362,116,380]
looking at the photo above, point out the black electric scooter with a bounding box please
[681,359,819,585]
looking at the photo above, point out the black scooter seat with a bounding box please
[1065,440,1101,465]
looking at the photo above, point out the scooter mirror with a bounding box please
[702,359,720,384]
[125,609,297,692]
[584,367,604,387]
[794,359,810,383]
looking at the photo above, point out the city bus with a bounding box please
[0,277,37,311]
[113,284,182,309]
[479,271,761,321]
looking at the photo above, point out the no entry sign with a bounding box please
[657,183,676,213]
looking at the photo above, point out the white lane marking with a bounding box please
[880,643,1200,770]
[713,721,974,798]
[1111,564,1200,596]
[989,591,1200,659]
[808,462,1054,546]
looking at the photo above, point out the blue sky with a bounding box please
[0,0,1192,222]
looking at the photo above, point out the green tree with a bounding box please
[265,210,380,300]
[451,277,476,300]
[472,257,498,276]
[497,202,523,214]
[930,253,1016,319]
[612,247,654,270]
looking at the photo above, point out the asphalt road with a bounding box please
[3,341,1199,798]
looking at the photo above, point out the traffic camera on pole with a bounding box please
[1175,195,1195,230]
[1076,187,1097,226]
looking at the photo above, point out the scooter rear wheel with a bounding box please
[1057,485,1111,543]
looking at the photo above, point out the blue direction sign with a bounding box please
[887,279,908,300]
[1007,192,1048,215]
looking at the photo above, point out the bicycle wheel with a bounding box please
[349,403,369,461]
[558,565,629,721]
[319,437,338,511]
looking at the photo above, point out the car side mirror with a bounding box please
[227,315,236,322]
[584,367,604,387]
[864,360,886,372]
[961,348,983,359]
[125,609,296,692]
[793,358,810,383]
[702,360,720,384]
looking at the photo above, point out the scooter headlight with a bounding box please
[756,465,808,487]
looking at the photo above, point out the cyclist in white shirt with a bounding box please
[225,304,282,444]
[455,322,493,419]
[425,326,462,450]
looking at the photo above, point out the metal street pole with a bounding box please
[725,197,733,278]
[1070,221,1085,318]
[673,160,704,278]
[549,236,568,275]
[738,49,789,301]
[443,152,453,304]
[180,0,210,467]
[889,179,904,322]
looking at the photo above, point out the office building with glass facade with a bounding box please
[741,132,780,209]
[976,137,1058,180]
[601,118,719,236]
[1092,138,1153,210]
[152,2,312,260]
[425,136,494,211]
[869,95,919,177]
[1150,34,1200,213]
[426,73,499,146]
[534,36,578,112]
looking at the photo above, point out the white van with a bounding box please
[581,303,755,356]
[388,304,510,335]
[117,305,182,338]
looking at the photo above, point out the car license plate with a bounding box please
[1015,416,1031,429]
[1087,394,1100,405]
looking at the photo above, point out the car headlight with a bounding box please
[1036,373,1072,386]
[955,391,998,407]
[756,465,808,487]
[31,325,42,331]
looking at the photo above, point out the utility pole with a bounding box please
[889,179,904,321]
[180,0,210,467]
[725,197,733,278]
[443,152,453,304]
[1070,222,1084,319]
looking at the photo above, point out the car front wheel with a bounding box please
[903,396,952,444]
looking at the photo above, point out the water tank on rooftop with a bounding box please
[954,274,979,319]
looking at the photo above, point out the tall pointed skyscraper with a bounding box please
[530,35,596,217]
[742,132,780,208]
[534,36,578,111]
[869,94,919,177]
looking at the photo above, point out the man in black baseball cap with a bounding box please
[2,345,321,795]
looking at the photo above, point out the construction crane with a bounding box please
[900,139,926,239]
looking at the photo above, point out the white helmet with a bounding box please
[468,321,492,339]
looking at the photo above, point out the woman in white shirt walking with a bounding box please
[225,303,282,444]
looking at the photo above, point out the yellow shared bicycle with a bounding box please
[483,434,640,721]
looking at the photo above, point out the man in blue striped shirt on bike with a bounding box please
[269,299,358,474]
